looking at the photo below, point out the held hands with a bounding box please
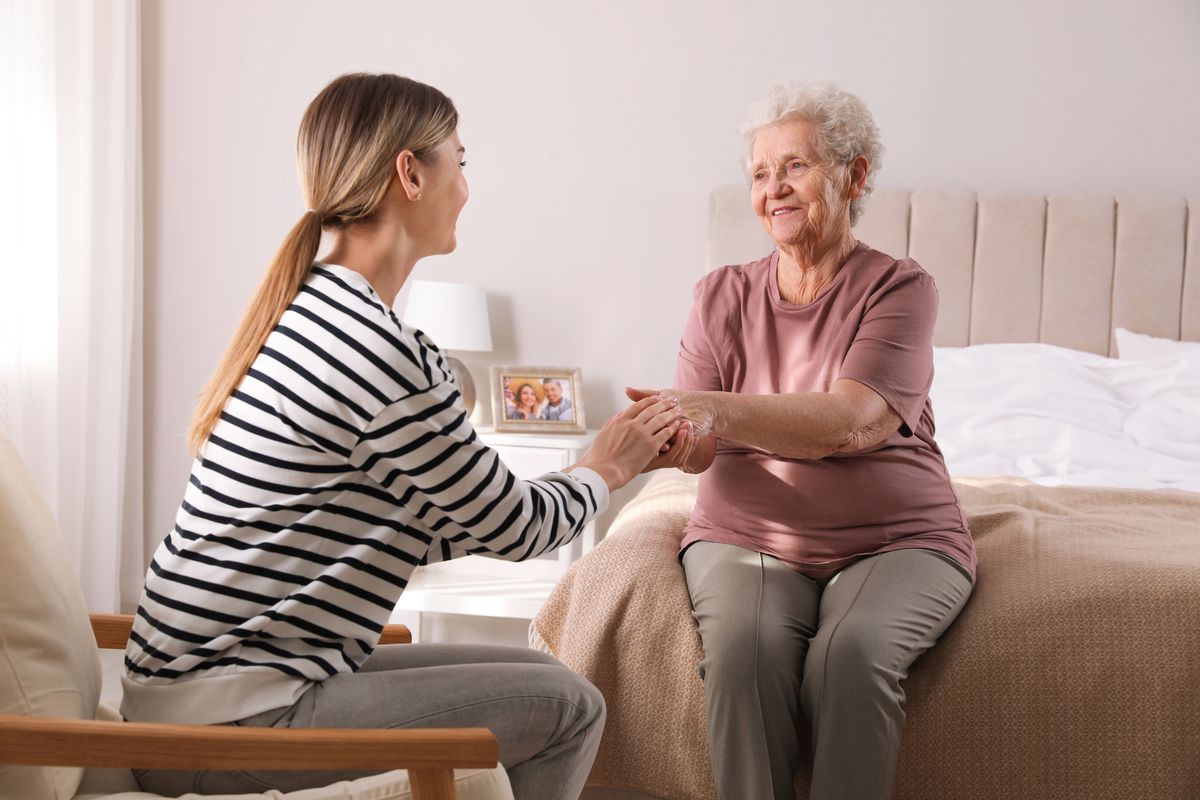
[625,387,714,474]
[574,397,685,491]
[625,387,716,438]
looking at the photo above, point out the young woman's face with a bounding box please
[518,384,537,407]
[415,130,469,256]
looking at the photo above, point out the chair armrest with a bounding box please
[89,614,413,648]
[379,622,414,644]
[89,614,134,649]
[0,715,495,800]
[0,714,497,770]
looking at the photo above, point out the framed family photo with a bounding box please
[491,366,587,434]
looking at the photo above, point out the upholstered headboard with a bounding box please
[709,188,1200,355]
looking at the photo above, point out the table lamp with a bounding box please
[402,280,493,416]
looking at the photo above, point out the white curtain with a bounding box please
[0,0,144,614]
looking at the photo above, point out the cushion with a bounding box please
[74,765,514,800]
[0,432,102,799]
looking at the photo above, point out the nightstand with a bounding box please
[391,429,598,625]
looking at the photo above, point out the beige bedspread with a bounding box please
[531,472,1200,800]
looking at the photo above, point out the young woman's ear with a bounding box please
[395,150,423,201]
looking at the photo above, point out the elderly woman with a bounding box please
[630,82,977,799]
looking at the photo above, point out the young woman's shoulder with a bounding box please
[281,265,445,401]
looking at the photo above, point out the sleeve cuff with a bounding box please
[841,375,919,438]
[563,467,610,516]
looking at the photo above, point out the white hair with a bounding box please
[740,81,883,225]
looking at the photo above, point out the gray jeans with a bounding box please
[683,543,973,800]
[134,644,605,800]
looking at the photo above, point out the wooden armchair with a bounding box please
[0,616,499,800]
[0,432,511,800]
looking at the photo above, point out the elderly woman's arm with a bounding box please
[631,379,902,461]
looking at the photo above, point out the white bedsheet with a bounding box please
[930,343,1200,493]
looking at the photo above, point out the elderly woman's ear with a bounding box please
[848,154,870,200]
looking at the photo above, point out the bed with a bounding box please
[532,189,1200,799]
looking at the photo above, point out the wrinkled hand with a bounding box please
[639,419,703,473]
[625,387,716,439]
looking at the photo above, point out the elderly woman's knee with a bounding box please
[809,619,902,693]
[699,624,805,690]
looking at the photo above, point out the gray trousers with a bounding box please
[134,644,605,800]
[683,542,973,800]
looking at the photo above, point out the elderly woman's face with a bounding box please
[750,119,843,249]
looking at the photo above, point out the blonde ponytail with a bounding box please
[185,73,458,457]
[187,211,323,456]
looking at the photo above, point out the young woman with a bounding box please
[122,73,684,799]
[507,382,545,420]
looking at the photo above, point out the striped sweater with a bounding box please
[121,263,608,725]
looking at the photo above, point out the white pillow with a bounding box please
[931,343,1200,492]
[1114,327,1200,360]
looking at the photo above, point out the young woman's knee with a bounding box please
[544,666,606,733]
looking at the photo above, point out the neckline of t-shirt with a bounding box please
[312,262,395,314]
[767,241,868,312]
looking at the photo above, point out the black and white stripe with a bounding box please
[121,263,605,725]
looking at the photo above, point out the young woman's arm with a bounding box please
[350,388,679,563]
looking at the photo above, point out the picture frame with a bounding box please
[491,366,587,434]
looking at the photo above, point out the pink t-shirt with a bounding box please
[675,242,977,581]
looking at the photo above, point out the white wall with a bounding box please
[142,0,1200,554]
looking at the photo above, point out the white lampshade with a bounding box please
[402,280,493,352]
